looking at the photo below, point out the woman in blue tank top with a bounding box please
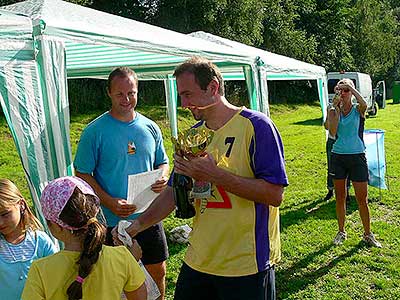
[326,78,381,248]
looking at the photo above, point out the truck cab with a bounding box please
[327,72,378,116]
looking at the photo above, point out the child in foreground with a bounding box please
[22,176,147,300]
[0,178,57,300]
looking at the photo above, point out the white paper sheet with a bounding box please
[127,169,163,213]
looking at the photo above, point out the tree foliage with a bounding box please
[88,0,157,22]
[350,0,399,79]
[262,0,318,63]
[150,0,265,45]
[299,0,355,71]
[1,0,400,87]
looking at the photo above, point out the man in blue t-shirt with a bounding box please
[74,67,169,299]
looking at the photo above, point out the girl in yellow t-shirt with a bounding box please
[22,176,146,300]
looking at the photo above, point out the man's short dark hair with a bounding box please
[107,67,138,92]
[173,57,225,96]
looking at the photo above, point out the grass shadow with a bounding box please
[276,243,365,299]
[292,117,322,126]
[281,196,359,231]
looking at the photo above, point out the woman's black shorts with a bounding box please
[330,153,369,182]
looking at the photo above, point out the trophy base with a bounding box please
[173,173,195,219]
[191,180,212,199]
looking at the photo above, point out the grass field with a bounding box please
[1,101,399,299]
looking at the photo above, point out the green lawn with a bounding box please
[1,101,399,299]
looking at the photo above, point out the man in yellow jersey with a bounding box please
[119,57,289,300]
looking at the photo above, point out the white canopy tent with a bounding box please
[189,31,329,118]
[0,0,264,226]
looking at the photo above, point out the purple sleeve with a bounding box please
[241,109,288,186]
[167,170,174,187]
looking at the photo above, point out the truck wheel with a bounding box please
[376,95,383,108]
[368,102,378,117]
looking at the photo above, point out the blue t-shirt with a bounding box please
[332,105,365,154]
[0,230,57,300]
[74,111,169,226]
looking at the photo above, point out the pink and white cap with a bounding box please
[40,176,100,230]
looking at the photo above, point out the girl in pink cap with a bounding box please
[22,176,146,300]
[0,179,57,300]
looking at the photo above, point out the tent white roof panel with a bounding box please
[189,31,326,80]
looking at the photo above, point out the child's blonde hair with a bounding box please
[0,179,42,231]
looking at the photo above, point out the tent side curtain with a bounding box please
[164,75,178,138]
[243,65,259,111]
[257,66,270,116]
[318,77,328,122]
[0,37,72,226]
[0,61,46,226]
[35,36,73,179]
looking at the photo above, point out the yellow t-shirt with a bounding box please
[268,206,281,266]
[184,108,288,276]
[22,245,145,300]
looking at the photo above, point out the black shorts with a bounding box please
[174,263,276,300]
[331,153,369,182]
[106,222,169,265]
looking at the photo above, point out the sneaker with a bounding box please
[333,231,347,245]
[324,190,334,201]
[363,232,382,248]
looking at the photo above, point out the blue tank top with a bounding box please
[332,105,365,154]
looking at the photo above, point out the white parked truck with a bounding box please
[327,72,385,116]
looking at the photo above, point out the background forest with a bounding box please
[1,0,399,112]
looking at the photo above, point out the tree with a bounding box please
[350,0,400,80]
[153,0,265,46]
[300,0,355,71]
[0,0,93,6]
[261,0,318,63]
[0,0,20,5]
[88,0,157,22]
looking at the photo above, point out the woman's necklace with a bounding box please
[341,103,352,115]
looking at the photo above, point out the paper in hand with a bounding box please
[118,221,161,300]
[118,220,133,247]
[127,169,163,214]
